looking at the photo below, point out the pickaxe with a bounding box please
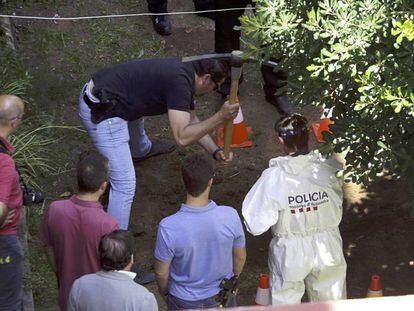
[183,50,278,157]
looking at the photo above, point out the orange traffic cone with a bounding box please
[255,274,270,306]
[216,106,253,148]
[367,275,383,297]
[311,118,334,143]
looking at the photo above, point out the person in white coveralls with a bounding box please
[242,114,347,305]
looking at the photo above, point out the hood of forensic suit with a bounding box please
[268,150,343,176]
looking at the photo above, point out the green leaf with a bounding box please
[321,48,333,58]
[306,64,319,71]
[308,8,316,20]
[354,103,365,111]
[383,93,399,101]
[358,85,372,93]
[394,101,403,113]
[328,63,336,72]
[377,141,388,150]
[366,64,379,76]
[409,93,414,103]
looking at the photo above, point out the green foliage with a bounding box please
[241,0,414,185]
[8,121,82,190]
[0,48,32,99]
[0,45,81,189]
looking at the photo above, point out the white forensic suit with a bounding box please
[242,150,347,305]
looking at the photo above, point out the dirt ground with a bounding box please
[4,0,413,309]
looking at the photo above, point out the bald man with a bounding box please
[0,95,25,311]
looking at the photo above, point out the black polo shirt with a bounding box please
[91,57,195,121]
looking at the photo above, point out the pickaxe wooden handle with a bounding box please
[182,51,278,158]
[224,50,244,158]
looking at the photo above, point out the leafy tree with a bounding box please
[241,0,414,186]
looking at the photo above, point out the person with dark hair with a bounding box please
[242,113,347,305]
[39,153,119,310]
[274,113,309,156]
[0,95,25,311]
[76,153,110,193]
[68,230,157,311]
[79,57,238,230]
[154,153,246,310]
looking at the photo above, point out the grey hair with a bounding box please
[99,230,134,271]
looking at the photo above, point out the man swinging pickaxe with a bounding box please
[183,50,292,157]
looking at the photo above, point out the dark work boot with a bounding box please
[151,15,172,36]
[266,94,294,116]
[131,266,155,285]
[133,139,176,163]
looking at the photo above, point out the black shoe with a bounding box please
[151,15,172,36]
[266,94,293,115]
[133,139,176,163]
[131,267,155,285]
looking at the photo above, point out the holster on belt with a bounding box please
[83,89,118,124]
[215,275,239,307]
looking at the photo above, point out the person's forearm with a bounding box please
[233,258,245,276]
[0,203,8,227]
[190,113,220,153]
[0,212,6,227]
[198,134,219,153]
[155,274,169,296]
[233,248,247,276]
[176,112,223,147]
[154,260,170,297]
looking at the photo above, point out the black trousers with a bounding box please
[147,0,213,13]
[214,0,289,100]
[214,0,251,53]
[146,0,167,13]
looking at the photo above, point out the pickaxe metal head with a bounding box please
[182,50,278,69]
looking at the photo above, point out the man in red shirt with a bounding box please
[0,95,25,311]
[39,153,119,310]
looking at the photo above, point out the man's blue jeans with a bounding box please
[79,88,152,229]
[167,294,237,310]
